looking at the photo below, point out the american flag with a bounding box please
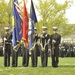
[12,0,22,51]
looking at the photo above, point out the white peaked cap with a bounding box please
[42,26,47,29]
[4,27,9,30]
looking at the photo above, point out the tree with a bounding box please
[0,0,12,36]
[35,0,74,36]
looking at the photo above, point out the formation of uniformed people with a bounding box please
[60,41,75,57]
[2,26,62,67]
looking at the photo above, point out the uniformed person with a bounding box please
[60,41,66,57]
[50,27,61,67]
[22,40,29,67]
[40,26,50,67]
[73,42,75,57]
[3,27,12,67]
[31,27,40,67]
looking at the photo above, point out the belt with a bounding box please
[5,42,11,44]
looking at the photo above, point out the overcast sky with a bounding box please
[65,0,75,24]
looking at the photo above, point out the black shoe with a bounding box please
[32,65,37,67]
[4,65,8,67]
[12,64,17,67]
[34,65,37,67]
[55,63,58,67]
[55,65,58,67]
[53,65,58,68]
[52,65,55,67]
[23,65,28,67]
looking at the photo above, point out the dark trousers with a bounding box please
[22,48,29,67]
[31,44,39,67]
[40,45,48,67]
[52,55,59,67]
[4,44,11,67]
[51,46,59,67]
[12,49,18,67]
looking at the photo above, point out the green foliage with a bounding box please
[0,57,75,75]
[61,24,75,36]
[36,0,74,36]
[0,0,12,36]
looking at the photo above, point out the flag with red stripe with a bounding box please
[22,0,29,48]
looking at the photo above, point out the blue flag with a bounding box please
[28,0,37,52]
[12,0,22,51]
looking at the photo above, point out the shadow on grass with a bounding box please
[59,65,75,68]
[11,65,75,68]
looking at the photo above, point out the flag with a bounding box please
[22,0,29,48]
[12,0,22,51]
[28,0,37,51]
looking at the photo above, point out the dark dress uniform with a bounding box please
[31,29,40,67]
[40,26,50,67]
[22,41,29,67]
[50,27,61,67]
[3,30,12,67]
[73,43,75,57]
[12,41,21,67]
[12,47,18,67]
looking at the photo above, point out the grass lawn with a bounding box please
[0,57,75,75]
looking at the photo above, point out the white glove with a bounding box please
[52,39,56,43]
